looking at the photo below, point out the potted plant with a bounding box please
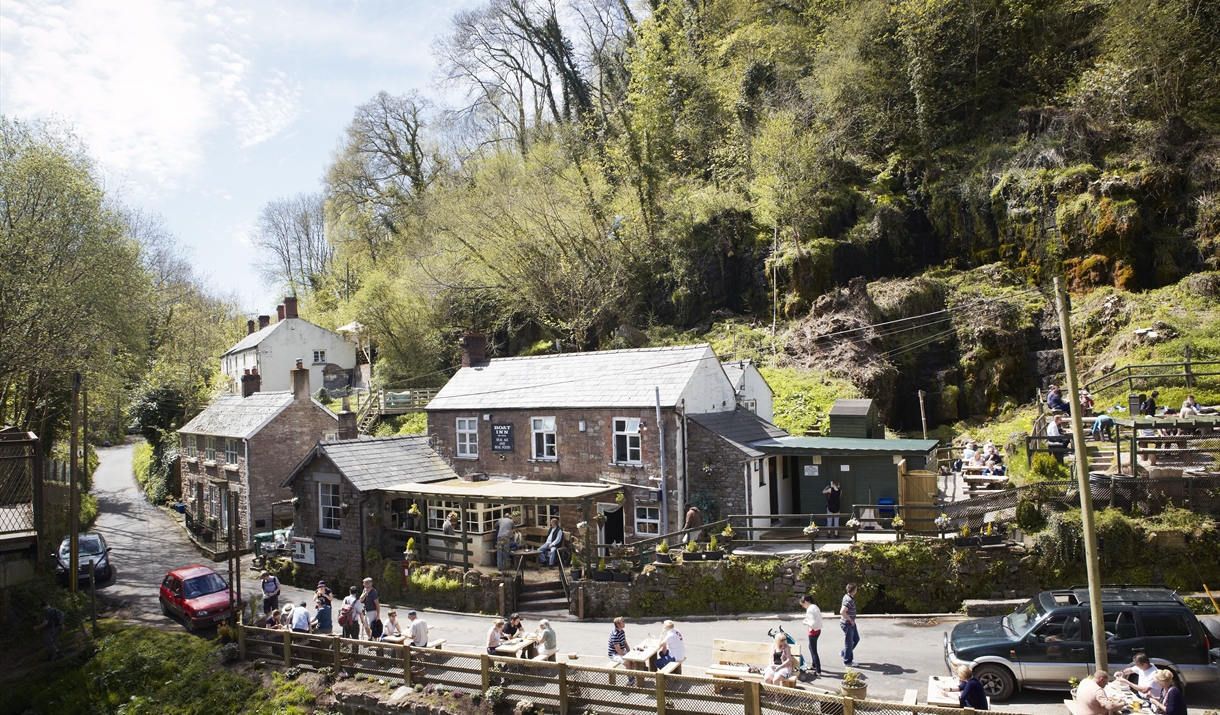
[404,537,418,563]
[978,520,1004,546]
[404,502,420,530]
[803,520,820,541]
[592,557,612,581]
[615,492,625,504]
[612,562,632,583]
[569,552,584,581]
[890,516,905,531]
[935,513,952,535]
[655,540,672,564]
[368,510,382,525]
[954,525,978,547]
[841,667,867,699]
[683,539,702,562]
[705,536,723,560]
[719,525,736,553]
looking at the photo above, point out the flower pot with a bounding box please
[592,570,612,582]
[612,572,632,583]
[978,535,1004,546]
[570,568,584,581]
[704,550,724,560]
[683,552,703,562]
[655,553,672,564]
[954,537,980,547]
[842,684,867,700]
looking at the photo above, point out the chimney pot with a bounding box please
[247,319,256,335]
[258,315,270,330]
[291,363,310,403]
[459,332,488,368]
[241,370,262,398]
[283,296,299,319]
[276,305,286,322]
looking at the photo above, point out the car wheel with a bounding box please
[973,664,1016,702]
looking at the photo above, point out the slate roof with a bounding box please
[283,435,458,493]
[179,392,329,439]
[688,409,789,459]
[427,344,718,410]
[829,399,875,416]
[749,435,940,456]
[223,320,286,356]
[721,360,747,391]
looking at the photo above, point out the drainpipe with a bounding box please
[654,387,668,534]
[243,439,251,547]
[743,462,751,522]
[358,495,369,577]
[679,401,689,511]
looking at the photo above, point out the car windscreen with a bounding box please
[59,536,105,557]
[1005,597,1044,634]
[182,573,228,600]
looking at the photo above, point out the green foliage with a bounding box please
[1016,501,1048,533]
[1030,452,1071,482]
[372,412,428,437]
[760,367,862,434]
[0,575,91,652]
[79,493,99,531]
[629,558,787,617]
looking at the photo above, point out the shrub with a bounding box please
[484,685,506,705]
[284,666,302,680]
[1030,452,1070,482]
[218,641,240,663]
[1016,501,1047,533]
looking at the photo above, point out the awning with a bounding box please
[749,435,940,457]
[380,478,621,504]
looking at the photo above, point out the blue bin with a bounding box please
[877,498,895,518]
[174,502,187,514]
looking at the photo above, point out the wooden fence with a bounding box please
[236,623,1044,715]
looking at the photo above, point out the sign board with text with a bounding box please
[492,424,514,452]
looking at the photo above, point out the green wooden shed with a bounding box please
[828,399,881,439]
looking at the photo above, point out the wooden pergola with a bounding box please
[1111,415,1220,470]
[380,478,622,570]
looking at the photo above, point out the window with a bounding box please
[536,504,560,527]
[531,417,557,460]
[635,506,661,535]
[206,484,219,520]
[456,418,479,458]
[185,435,197,459]
[224,439,239,465]
[1101,610,1138,641]
[220,490,229,531]
[1140,611,1191,638]
[204,436,216,462]
[313,349,326,364]
[319,483,341,534]
[1033,612,1087,643]
[613,418,641,464]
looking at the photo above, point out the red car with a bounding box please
[159,565,233,631]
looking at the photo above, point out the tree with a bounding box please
[251,192,333,295]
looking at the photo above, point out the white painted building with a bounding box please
[720,359,775,423]
[221,297,358,395]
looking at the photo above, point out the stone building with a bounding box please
[424,334,793,544]
[178,362,338,548]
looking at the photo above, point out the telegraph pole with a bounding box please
[1053,277,1107,670]
[69,373,81,592]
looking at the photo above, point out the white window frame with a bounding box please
[224,438,239,465]
[536,504,560,527]
[185,435,197,459]
[204,436,216,462]
[531,416,557,460]
[613,418,642,464]
[220,490,229,531]
[206,485,218,520]
[313,349,326,364]
[635,506,661,535]
[456,418,479,458]
[319,482,341,534]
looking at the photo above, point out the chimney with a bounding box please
[247,319,256,335]
[459,333,487,367]
[241,368,262,398]
[337,395,357,440]
[283,296,298,319]
[258,315,270,330]
[276,305,286,322]
[292,359,310,403]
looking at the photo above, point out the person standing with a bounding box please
[655,620,685,670]
[290,601,311,633]
[495,512,516,571]
[840,583,860,666]
[823,481,842,537]
[407,610,428,647]
[682,505,703,543]
[315,580,334,607]
[800,594,822,675]
[360,577,382,639]
[1141,391,1160,417]
[538,518,564,566]
[35,601,65,660]
[260,571,281,615]
[339,586,362,640]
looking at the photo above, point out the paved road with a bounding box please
[89,444,1218,713]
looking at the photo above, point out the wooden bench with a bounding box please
[532,651,556,662]
[705,639,801,689]
[903,689,918,705]
[659,658,684,675]
[418,638,447,650]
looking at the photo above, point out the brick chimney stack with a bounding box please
[258,315,270,330]
[337,395,357,440]
[276,305,286,322]
[459,333,488,367]
[247,319,256,335]
[241,368,262,397]
[291,360,310,403]
[283,296,298,319]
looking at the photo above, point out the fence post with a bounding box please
[1185,345,1193,388]
[283,630,292,667]
[238,621,246,660]
[481,654,491,691]
[403,644,413,687]
[655,672,667,715]
[1187,478,1194,511]
[557,662,568,715]
[744,681,761,715]
[334,635,342,673]
[843,694,855,715]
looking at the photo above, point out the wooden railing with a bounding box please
[1082,357,1220,396]
[236,622,1048,715]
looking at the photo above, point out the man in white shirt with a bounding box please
[407,610,429,647]
[1118,653,1163,702]
[1180,395,1201,418]
[290,601,312,632]
[656,619,685,669]
[496,513,516,571]
[800,594,823,675]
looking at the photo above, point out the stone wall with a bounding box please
[683,420,749,518]
[248,397,338,534]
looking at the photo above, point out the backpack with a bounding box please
[338,602,354,627]
[46,607,65,628]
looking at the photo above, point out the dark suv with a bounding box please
[944,585,1219,702]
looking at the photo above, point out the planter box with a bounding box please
[682,552,704,562]
[591,571,612,582]
[612,572,632,583]
[569,568,583,581]
[954,535,1006,547]
[842,685,867,700]
[654,553,672,564]
[704,550,724,560]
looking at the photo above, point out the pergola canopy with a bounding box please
[1112,415,1220,429]
[382,478,621,505]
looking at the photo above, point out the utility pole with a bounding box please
[227,488,235,625]
[772,225,779,334]
[69,373,81,592]
[82,389,89,491]
[1053,277,1107,670]
[918,390,929,440]
[233,491,242,623]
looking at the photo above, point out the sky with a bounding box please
[1,0,477,313]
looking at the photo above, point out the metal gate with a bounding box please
[0,428,40,536]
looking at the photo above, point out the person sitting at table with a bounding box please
[1117,652,1162,702]
[1047,386,1071,413]
[535,619,558,659]
[265,609,281,629]
[312,596,333,634]
[762,632,794,685]
[1076,671,1125,715]
[1180,395,1201,418]
[280,603,295,629]
[1148,669,1184,715]
[1047,415,1070,448]
[380,610,406,644]
[406,610,428,647]
[538,518,565,567]
[502,613,524,639]
[487,619,505,654]
[289,601,312,633]
[655,620,685,670]
[607,617,637,685]
[941,665,988,710]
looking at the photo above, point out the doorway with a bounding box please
[767,457,779,523]
[599,504,625,546]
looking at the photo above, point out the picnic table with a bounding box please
[511,549,543,570]
[623,637,661,672]
[927,676,960,706]
[1064,681,1143,715]
[496,634,538,659]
